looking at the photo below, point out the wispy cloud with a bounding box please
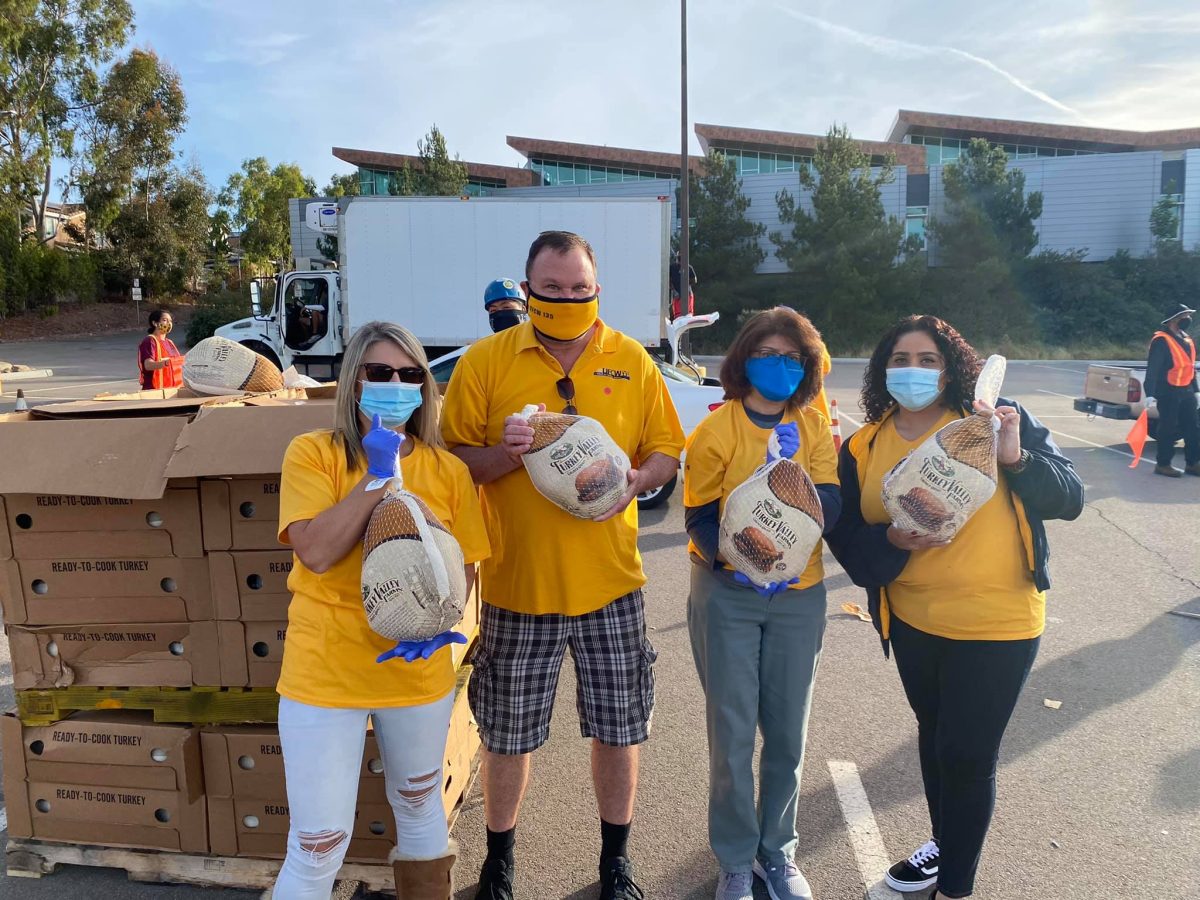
[772,3,1086,121]
[1032,11,1200,40]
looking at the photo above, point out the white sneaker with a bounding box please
[752,858,813,900]
[715,870,753,900]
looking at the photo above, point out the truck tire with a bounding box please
[242,341,282,371]
[637,474,677,510]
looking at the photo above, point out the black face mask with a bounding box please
[1178,316,1193,331]
[489,309,529,333]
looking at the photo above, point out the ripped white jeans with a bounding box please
[271,692,454,900]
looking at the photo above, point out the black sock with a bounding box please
[485,826,515,864]
[600,818,630,862]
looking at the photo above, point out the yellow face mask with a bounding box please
[526,291,599,341]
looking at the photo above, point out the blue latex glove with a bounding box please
[376,630,468,664]
[767,422,800,463]
[363,414,404,479]
[733,571,800,597]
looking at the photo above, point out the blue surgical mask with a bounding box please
[358,380,423,428]
[745,355,806,402]
[886,367,943,411]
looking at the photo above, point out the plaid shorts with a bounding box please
[468,590,657,755]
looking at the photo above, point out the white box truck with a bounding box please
[215,195,714,379]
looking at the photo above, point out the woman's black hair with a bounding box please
[861,315,982,423]
[147,309,170,334]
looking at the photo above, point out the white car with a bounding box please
[428,346,725,508]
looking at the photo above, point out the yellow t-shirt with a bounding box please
[276,431,491,708]
[859,410,1044,640]
[683,399,838,589]
[441,319,685,616]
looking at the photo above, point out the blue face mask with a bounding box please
[745,355,806,402]
[358,380,423,428]
[885,367,943,411]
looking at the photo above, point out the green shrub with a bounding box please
[186,288,253,348]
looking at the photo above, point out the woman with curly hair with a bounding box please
[826,315,1083,899]
[683,307,841,900]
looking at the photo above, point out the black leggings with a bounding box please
[890,615,1039,898]
[1155,388,1200,468]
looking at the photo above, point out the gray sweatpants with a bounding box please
[687,561,827,873]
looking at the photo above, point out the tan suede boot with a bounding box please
[391,841,456,900]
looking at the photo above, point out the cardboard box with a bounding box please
[209,551,295,621]
[1,710,207,853]
[1,556,212,625]
[0,487,204,561]
[8,621,222,689]
[206,796,394,862]
[0,399,334,501]
[201,477,284,551]
[217,621,287,687]
[442,669,480,819]
[455,582,482,669]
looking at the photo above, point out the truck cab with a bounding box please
[215,269,344,381]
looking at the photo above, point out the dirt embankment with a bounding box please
[0,302,194,342]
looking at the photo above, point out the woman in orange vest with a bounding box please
[138,310,183,390]
[1145,303,1199,477]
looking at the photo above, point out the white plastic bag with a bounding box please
[718,430,824,587]
[519,405,631,519]
[881,355,1007,540]
[361,472,467,642]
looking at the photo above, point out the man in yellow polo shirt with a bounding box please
[442,231,684,900]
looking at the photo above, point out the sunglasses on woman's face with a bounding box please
[360,363,426,384]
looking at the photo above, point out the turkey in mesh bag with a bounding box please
[718,424,825,589]
[183,336,285,395]
[361,470,468,663]
[881,354,1007,540]
[518,404,631,519]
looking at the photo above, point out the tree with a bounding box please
[387,125,468,196]
[107,162,212,296]
[685,151,765,283]
[0,0,134,240]
[1150,180,1181,248]
[924,139,1044,343]
[323,172,360,198]
[69,48,187,244]
[218,157,316,269]
[771,124,920,345]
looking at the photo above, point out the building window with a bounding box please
[528,157,673,186]
[905,206,928,250]
[1161,193,1184,241]
[712,148,812,177]
[910,133,1099,165]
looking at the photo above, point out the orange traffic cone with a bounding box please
[14,389,28,412]
[829,398,843,451]
[1126,408,1149,469]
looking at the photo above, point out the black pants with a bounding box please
[1155,387,1200,467]
[890,615,1039,898]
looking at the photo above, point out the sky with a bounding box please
[70,0,1200,195]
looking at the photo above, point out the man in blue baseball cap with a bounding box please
[484,279,528,333]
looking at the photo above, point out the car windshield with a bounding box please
[654,357,702,385]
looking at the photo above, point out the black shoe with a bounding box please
[1155,465,1184,478]
[1185,463,1200,476]
[884,839,939,892]
[599,856,645,900]
[475,857,514,900]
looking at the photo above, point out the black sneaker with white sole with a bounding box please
[884,838,939,892]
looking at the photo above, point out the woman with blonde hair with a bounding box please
[271,321,490,899]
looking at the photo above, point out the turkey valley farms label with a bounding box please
[917,455,974,510]
[750,498,800,550]
[548,435,604,476]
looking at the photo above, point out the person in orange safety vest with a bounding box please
[1145,302,1199,477]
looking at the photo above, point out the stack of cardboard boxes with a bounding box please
[0,394,481,871]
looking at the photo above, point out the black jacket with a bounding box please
[1146,330,1198,397]
[824,398,1084,656]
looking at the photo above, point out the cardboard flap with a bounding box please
[165,403,334,479]
[29,396,230,418]
[0,417,185,499]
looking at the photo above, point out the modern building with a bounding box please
[305,110,1200,272]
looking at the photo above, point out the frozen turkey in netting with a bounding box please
[361,485,467,642]
[881,355,1007,540]
[718,457,824,588]
[519,405,631,519]
[182,336,285,395]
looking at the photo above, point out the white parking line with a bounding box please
[1046,427,1148,465]
[9,378,137,396]
[828,760,904,900]
[1036,389,1079,400]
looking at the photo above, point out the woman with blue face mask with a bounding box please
[271,321,491,900]
[683,307,842,900]
[825,316,1083,900]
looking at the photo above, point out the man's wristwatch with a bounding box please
[1000,449,1031,474]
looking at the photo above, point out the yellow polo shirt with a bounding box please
[684,399,838,589]
[859,410,1044,640]
[441,319,685,616]
[276,431,490,708]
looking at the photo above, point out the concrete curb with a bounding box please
[0,368,53,381]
